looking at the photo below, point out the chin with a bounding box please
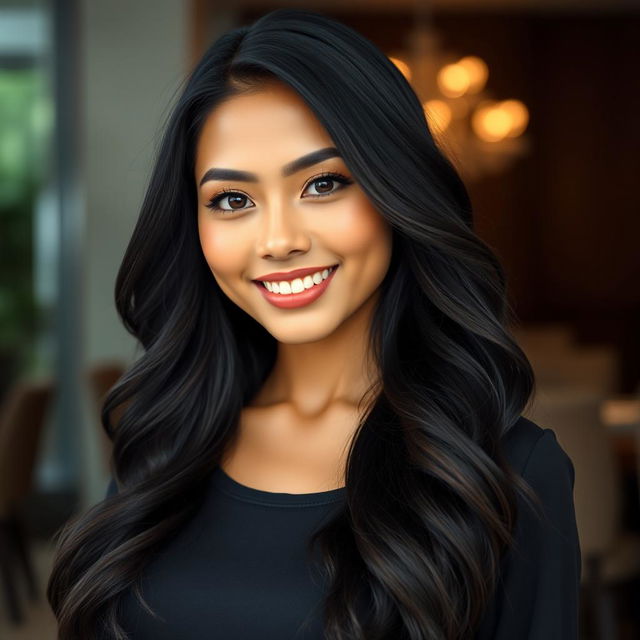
[262,319,341,345]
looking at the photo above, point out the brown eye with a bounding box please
[314,178,334,193]
[205,190,255,213]
[302,172,354,198]
[226,194,249,209]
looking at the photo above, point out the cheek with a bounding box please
[330,199,393,296]
[328,198,392,260]
[198,217,245,276]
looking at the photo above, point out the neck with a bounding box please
[252,291,382,419]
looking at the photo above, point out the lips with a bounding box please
[254,264,338,309]
[253,264,338,283]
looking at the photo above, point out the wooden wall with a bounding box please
[233,8,640,391]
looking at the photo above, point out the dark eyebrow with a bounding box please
[198,147,341,187]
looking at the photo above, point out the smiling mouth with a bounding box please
[254,265,338,294]
[253,265,339,309]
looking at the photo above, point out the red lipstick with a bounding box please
[253,264,337,282]
[253,265,339,309]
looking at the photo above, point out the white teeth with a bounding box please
[263,266,335,295]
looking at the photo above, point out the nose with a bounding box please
[255,200,311,260]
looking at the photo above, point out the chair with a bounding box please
[524,387,640,640]
[527,346,619,395]
[512,323,619,395]
[87,361,126,473]
[0,376,55,624]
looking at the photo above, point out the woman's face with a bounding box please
[194,80,393,344]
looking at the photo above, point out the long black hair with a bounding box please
[47,8,541,639]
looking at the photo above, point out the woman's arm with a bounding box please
[475,428,582,639]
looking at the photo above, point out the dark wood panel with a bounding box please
[207,7,640,390]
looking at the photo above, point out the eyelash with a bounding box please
[204,171,354,213]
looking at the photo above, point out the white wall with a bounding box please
[81,0,188,363]
[78,0,189,504]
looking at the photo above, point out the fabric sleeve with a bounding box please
[475,428,582,639]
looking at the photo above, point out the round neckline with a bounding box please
[211,465,346,507]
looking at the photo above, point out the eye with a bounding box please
[205,188,255,213]
[204,171,354,214]
[302,172,353,198]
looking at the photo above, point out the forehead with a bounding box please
[194,83,336,177]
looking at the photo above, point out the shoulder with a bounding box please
[500,415,575,488]
[475,417,582,637]
[499,415,579,570]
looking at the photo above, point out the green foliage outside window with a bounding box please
[0,67,51,391]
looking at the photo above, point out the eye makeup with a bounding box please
[204,171,354,213]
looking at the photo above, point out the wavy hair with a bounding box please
[47,8,541,639]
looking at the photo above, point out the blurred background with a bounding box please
[0,0,638,638]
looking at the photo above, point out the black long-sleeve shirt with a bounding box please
[104,415,581,639]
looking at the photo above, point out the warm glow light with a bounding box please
[457,56,488,93]
[472,102,511,142]
[424,99,452,131]
[389,56,412,82]
[437,63,471,98]
[500,99,529,137]
[471,99,529,142]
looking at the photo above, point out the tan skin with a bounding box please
[195,80,393,493]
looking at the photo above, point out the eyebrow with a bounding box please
[198,147,341,187]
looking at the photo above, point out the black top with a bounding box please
[104,415,581,639]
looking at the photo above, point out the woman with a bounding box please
[47,8,581,639]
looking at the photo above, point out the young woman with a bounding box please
[47,8,581,640]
